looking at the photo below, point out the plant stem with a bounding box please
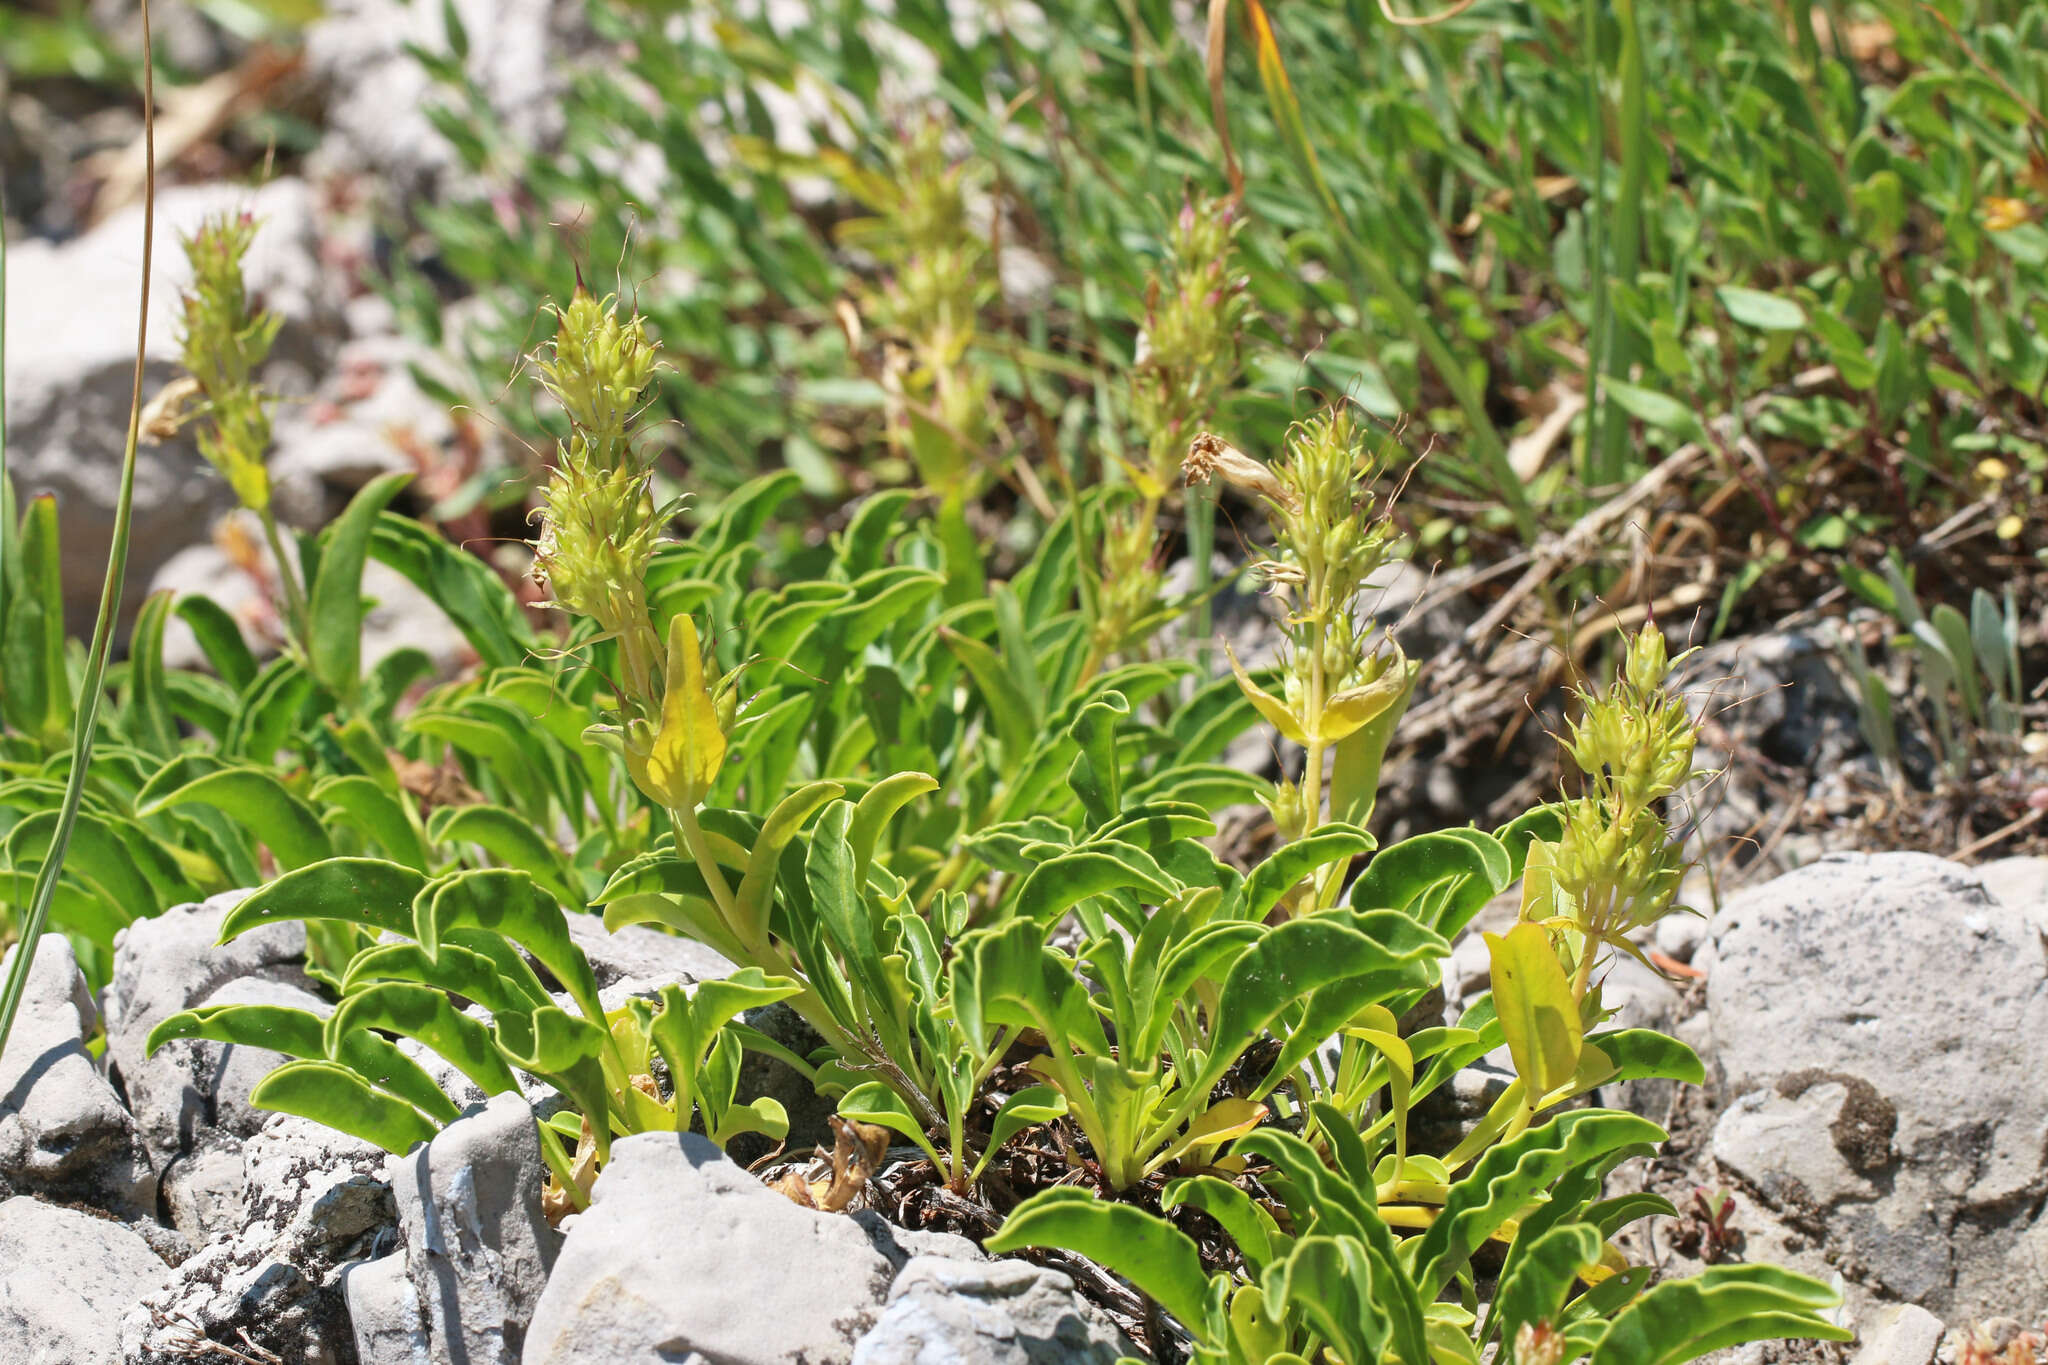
[0,0,155,1057]
[257,507,310,648]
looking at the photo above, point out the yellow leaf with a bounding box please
[1223,640,1307,744]
[1319,652,1413,742]
[1147,1097,1269,1174]
[1486,923,1582,1096]
[636,613,727,809]
[1519,839,1560,924]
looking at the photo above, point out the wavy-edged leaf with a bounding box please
[1353,830,1506,937]
[369,513,533,670]
[226,656,316,765]
[1493,1222,1604,1348]
[125,591,180,758]
[313,775,428,870]
[139,765,332,870]
[1242,824,1373,920]
[1162,1174,1282,1274]
[249,1059,438,1154]
[174,593,258,692]
[847,770,937,883]
[734,780,842,944]
[1582,1029,1705,1087]
[327,982,521,1097]
[985,1188,1211,1331]
[1198,911,1445,1095]
[219,857,426,942]
[1413,1110,1666,1297]
[1013,843,1176,927]
[493,1005,611,1158]
[1588,1263,1850,1364]
[340,940,539,1017]
[416,868,602,1023]
[427,804,578,904]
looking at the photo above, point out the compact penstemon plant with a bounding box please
[988,625,1851,1364]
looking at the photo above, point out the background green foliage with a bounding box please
[401,0,2044,616]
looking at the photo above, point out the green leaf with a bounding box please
[219,857,427,942]
[1013,843,1176,927]
[1582,1030,1705,1086]
[975,1084,1068,1178]
[226,657,316,765]
[1352,830,1505,938]
[1604,380,1709,446]
[1717,285,1807,331]
[985,1188,1211,1331]
[150,1001,461,1124]
[836,1080,943,1167]
[1198,912,1444,1095]
[734,780,842,945]
[1244,825,1373,920]
[125,591,180,758]
[313,775,428,870]
[1266,1236,1382,1365]
[1066,692,1128,828]
[492,1005,611,1158]
[327,982,521,1097]
[1162,1175,1281,1273]
[139,765,333,870]
[307,472,413,700]
[1493,1222,1604,1346]
[1413,1110,1666,1296]
[340,939,544,1016]
[369,514,534,670]
[940,627,1035,758]
[426,804,578,904]
[249,1059,439,1154]
[1589,1264,1849,1363]
[416,869,603,1024]
[148,1001,326,1059]
[1,495,71,746]
[174,593,258,692]
[847,771,937,883]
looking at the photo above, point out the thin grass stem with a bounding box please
[0,0,156,1055]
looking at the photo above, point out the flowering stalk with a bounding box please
[1187,411,1417,907]
[1087,194,1251,674]
[1534,625,1701,1000]
[528,290,938,1119]
[1471,625,1707,1158]
[838,121,994,603]
[153,214,306,644]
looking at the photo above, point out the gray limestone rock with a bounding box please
[385,1092,558,1364]
[0,1196,172,1365]
[102,889,309,1169]
[122,1115,396,1365]
[344,1250,434,1365]
[1706,852,2048,1321]
[522,1131,901,1364]
[1848,1303,1946,1365]
[0,937,154,1217]
[852,1256,1135,1365]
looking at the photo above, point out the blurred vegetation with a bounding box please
[387,0,2046,637]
